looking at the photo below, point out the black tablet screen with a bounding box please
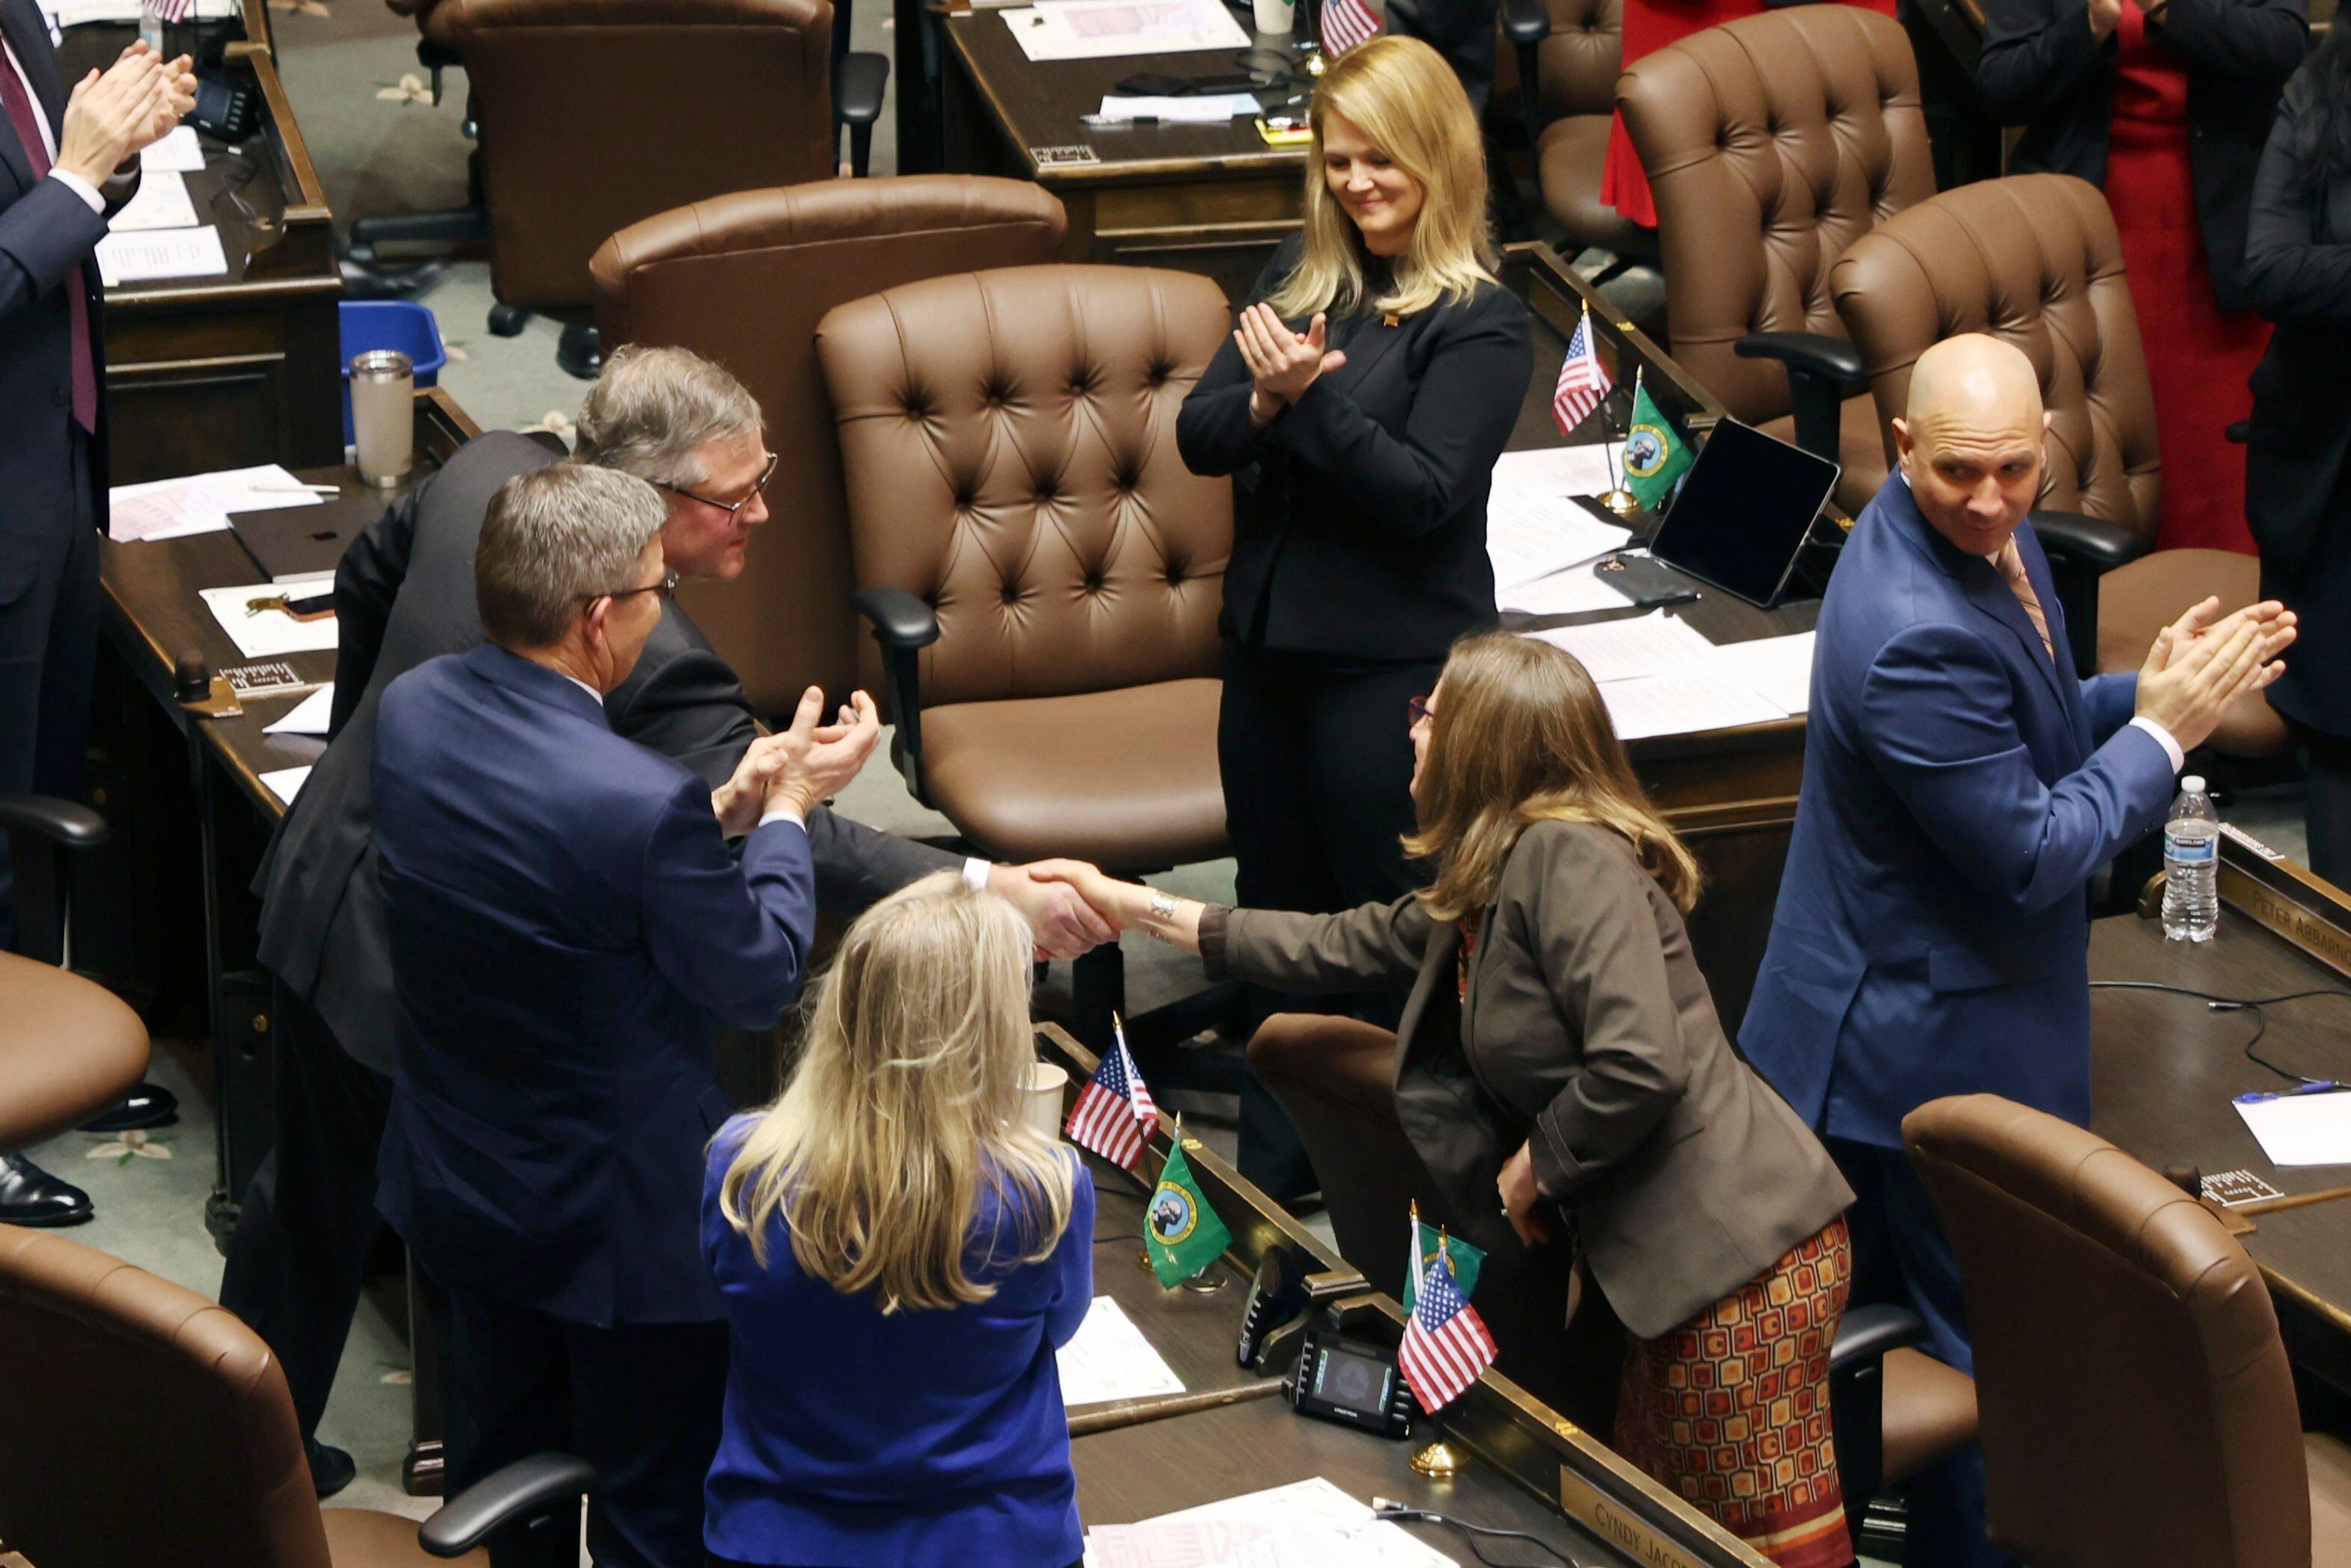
[1648,418,1842,607]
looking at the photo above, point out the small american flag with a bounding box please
[143,0,194,24]
[1397,1213,1496,1414]
[1063,1021,1158,1171]
[1552,304,1613,437]
[1319,0,1381,56]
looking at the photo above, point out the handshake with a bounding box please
[705,691,1167,961]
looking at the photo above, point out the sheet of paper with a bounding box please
[1108,1479,1456,1567]
[1498,562,1632,617]
[141,126,208,174]
[2234,1089,2351,1168]
[1599,668,1788,741]
[41,0,236,21]
[1524,610,1717,683]
[109,464,321,543]
[257,765,313,807]
[1096,93,1261,122]
[1485,489,1631,592]
[95,224,228,287]
[108,170,198,233]
[200,584,341,659]
[1490,442,1623,502]
[1057,1296,1185,1406]
[1004,0,1251,61]
[1692,630,1815,714]
[262,685,336,737]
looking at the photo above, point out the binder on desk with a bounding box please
[231,492,391,588]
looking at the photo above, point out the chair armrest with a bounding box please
[1736,331,1865,464]
[850,587,940,804]
[2030,509,2148,678]
[835,52,890,176]
[2030,509,2145,573]
[0,795,108,851]
[1502,0,1551,146]
[418,1453,596,1558]
[1829,1304,1927,1375]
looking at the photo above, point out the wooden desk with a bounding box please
[1497,244,1834,1031]
[1038,1023,1778,1568]
[939,10,1311,299]
[93,390,478,1241]
[2091,836,2351,1394]
[61,16,342,484]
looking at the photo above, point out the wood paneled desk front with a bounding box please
[62,2,343,484]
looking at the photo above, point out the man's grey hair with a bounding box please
[571,344,763,488]
[476,465,668,650]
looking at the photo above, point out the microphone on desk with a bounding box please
[174,653,210,705]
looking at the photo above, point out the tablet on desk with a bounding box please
[1648,418,1840,609]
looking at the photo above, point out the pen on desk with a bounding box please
[1080,113,1159,127]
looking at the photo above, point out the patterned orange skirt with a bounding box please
[1614,1217,1854,1568]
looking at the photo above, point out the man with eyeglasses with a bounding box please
[223,344,1115,1496]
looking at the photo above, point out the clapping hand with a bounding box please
[710,688,883,834]
[1235,304,1346,423]
[2136,599,2295,756]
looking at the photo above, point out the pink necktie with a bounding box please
[1994,536,2055,662]
[0,50,98,434]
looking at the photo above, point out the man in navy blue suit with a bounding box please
[1742,334,2293,1567]
[373,463,876,1568]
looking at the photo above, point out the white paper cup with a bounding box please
[1022,1061,1070,1140]
[1253,0,1295,34]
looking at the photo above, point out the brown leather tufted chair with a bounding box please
[443,0,846,376]
[1905,1094,2351,1567]
[819,266,1233,1035]
[1829,174,2281,724]
[1502,0,1656,261]
[1616,6,1935,514]
[590,176,1068,714]
[0,953,146,1155]
[0,1226,595,1566]
[1251,1011,1980,1504]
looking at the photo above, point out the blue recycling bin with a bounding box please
[339,301,447,446]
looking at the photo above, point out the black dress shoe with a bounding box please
[0,1153,93,1228]
[308,1440,357,1499]
[79,1082,179,1134]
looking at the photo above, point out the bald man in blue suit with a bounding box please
[1742,334,2293,1567]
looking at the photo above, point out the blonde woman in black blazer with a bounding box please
[1176,36,1531,1198]
[1041,634,1854,1567]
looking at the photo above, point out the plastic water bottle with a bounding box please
[2162,776,2220,943]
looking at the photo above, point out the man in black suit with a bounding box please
[219,345,1116,1495]
[0,22,192,1228]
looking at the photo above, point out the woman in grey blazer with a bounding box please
[1046,631,1854,1567]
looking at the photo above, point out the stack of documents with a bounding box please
[257,766,313,807]
[93,124,228,287]
[262,685,336,737]
[1483,445,1633,615]
[200,584,340,659]
[1056,1297,1185,1406]
[2233,1085,2351,1168]
[40,0,236,23]
[110,464,323,544]
[1085,1478,1460,1567]
[1003,0,1250,61]
[1525,619,1815,741]
[1093,92,1261,122]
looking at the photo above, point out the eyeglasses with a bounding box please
[651,452,780,522]
[594,569,678,605]
[1408,695,1434,729]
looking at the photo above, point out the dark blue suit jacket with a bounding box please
[1741,473,2177,1148]
[373,643,817,1326]
[0,0,117,595]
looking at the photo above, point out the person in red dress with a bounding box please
[1979,0,2307,553]
[1600,0,1899,230]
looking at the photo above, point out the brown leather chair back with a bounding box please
[1905,1094,2315,1568]
[0,1226,331,1567]
[1616,7,1933,426]
[1829,174,2164,541]
[1248,1013,1619,1435]
[448,0,836,313]
[1500,0,1619,119]
[591,177,1068,711]
[817,265,1231,707]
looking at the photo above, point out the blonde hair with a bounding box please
[1404,632,1701,920]
[1267,35,1499,323]
[717,871,1077,1313]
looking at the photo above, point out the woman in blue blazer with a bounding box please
[701,872,1093,1568]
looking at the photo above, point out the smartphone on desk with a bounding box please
[1596,551,1701,609]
